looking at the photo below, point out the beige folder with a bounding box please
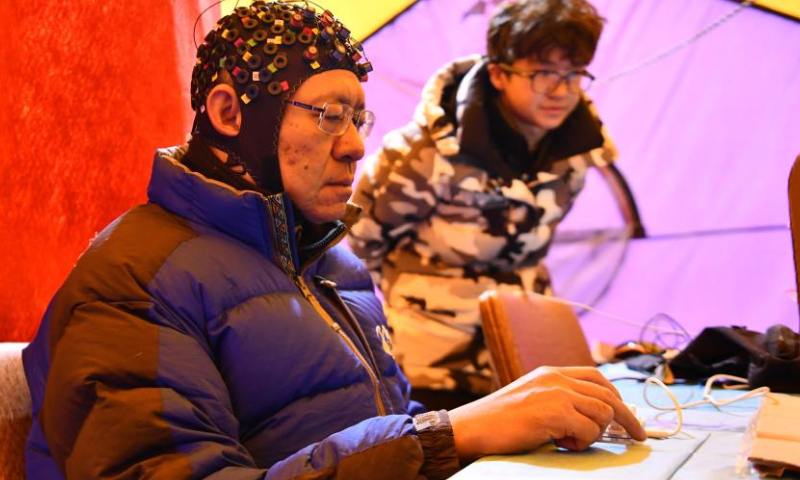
[746,393,800,477]
[479,290,594,387]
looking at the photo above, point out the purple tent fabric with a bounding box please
[357,0,800,345]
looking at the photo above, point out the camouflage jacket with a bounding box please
[348,56,616,392]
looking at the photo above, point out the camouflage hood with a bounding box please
[411,55,485,158]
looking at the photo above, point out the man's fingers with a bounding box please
[552,366,623,399]
[566,389,615,429]
[518,366,648,442]
[549,402,603,451]
[611,400,647,441]
[563,380,647,442]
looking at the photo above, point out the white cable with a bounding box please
[530,291,689,336]
[699,374,770,408]
[642,377,683,438]
[597,0,756,85]
[639,376,769,439]
[606,375,767,442]
[643,374,769,413]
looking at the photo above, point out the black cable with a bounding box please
[568,228,632,319]
[193,1,226,49]
[554,223,786,321]
[606,163,647,239]
[555,224,786,245]
[639,313,692,351]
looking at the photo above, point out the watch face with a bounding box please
[413,411,442,431]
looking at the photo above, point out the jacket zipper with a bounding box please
[315,277,394,412]
[259,197,384,414]
[293,275,387,416]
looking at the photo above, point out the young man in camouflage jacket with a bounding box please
[349,0,637,407]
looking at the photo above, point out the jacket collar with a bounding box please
[147,146,360,277]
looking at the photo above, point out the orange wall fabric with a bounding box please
[0,1,212,340]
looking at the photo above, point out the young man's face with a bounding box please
[493,48,585,131]
[277,69,366,223]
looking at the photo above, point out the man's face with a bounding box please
[278,69,365,223]
[494,49,584,131]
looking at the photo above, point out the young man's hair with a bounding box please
[487,0,605,66]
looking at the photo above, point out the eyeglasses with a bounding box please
[288,101,376,139]
[497,63,595,94]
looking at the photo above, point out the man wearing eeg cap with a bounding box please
[22,2,645,479]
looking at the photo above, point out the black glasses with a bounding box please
[497,63,595,94]
[288,101,376,139]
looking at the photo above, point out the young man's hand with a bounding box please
[448,366,647,463]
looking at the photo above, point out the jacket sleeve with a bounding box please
[265,412,458,480]
[41,299,458,480]
[348,125,439,286]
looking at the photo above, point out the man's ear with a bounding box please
[487,63,507,92]
[205,84,241,137]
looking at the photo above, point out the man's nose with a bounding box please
[334,122,365,164]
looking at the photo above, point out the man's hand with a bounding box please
[448,366,647,463]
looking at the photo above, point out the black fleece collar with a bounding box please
[451,60,605,181]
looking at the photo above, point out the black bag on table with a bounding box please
[668,324,800,393]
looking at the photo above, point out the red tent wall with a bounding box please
[0,1,209,340]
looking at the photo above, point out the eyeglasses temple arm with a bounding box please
[289,101,326,113]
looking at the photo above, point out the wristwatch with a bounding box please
[413,410,448,432]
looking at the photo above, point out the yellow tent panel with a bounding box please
[220,0,420,41]
[220,1,798,37]
[755,0,800,20]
